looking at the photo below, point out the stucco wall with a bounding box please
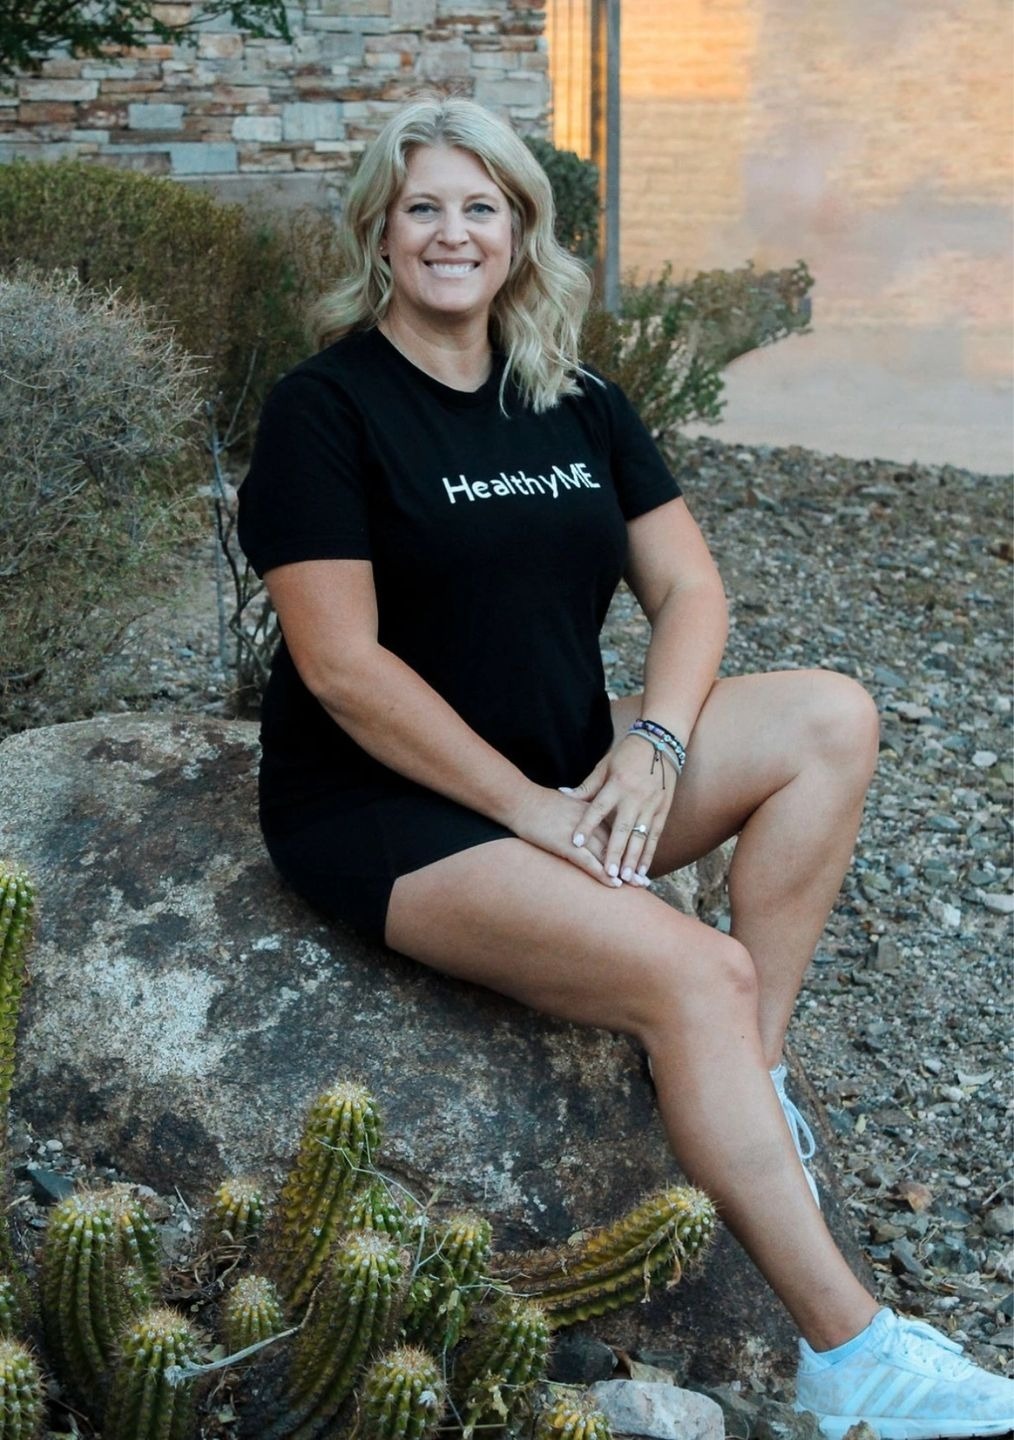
[618,0,1013,467]
[0,0,548,210]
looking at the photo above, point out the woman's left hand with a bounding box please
[563,734,676,883]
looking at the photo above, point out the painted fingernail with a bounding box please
[558,786,575,795]
[637,864,649,877]
[610,877,622,887]
[608,863,619,878]
[621,866,633,882]
[573,832,585,847]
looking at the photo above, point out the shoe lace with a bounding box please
[887,1317,975,1380]
[776,1086,817,1163]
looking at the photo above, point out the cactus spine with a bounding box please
[452,1296,550,1438]
[40,1190,148,1406]
[0,1338,43,1440]
[209,1178,265,1248]
[535,1392,612,1440]
[271,1082,381,1308]
[105,1307,200,1440]
[361,1346,446,1440]
[497,1186,716,1326]
[402,1213,492,1354]
[274,1229,404,1440]
[223,1274,285,1354]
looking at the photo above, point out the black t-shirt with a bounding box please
[238,327,681,800]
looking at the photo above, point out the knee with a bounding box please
[802,672,880,781]
[639,932,758,1044]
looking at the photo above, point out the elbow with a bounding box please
[294,642,384,722]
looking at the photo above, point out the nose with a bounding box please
[436,206,469,246]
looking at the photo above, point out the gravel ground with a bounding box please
[16,434,1013,1429]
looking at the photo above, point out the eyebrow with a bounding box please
[401,190,501,203]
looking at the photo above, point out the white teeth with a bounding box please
[427,263,477,277]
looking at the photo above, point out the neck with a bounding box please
[379,308,493,392]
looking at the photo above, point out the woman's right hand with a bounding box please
[506,785,648,889]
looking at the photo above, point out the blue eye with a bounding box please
[407,202,436,214]
[469,202,495,215]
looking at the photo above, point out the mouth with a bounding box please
[424,262,479,277]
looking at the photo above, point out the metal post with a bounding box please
[591,0,620,311]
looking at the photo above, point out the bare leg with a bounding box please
[612,669,880,1066]
[386,840,878,1351]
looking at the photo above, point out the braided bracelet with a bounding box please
[629,718,687,773]
[626,728,680,789]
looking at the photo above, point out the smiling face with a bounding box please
[381,144,514,334]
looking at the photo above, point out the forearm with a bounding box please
[309,643,540,828]
[639,578,728,746]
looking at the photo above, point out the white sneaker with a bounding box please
[795,1308,1014,1439]
[770,1061,821,1208]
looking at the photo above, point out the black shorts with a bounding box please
[260,775,515,945]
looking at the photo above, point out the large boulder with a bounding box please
[0,715,872,1382]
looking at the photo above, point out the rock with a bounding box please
[688,1384,823,1440]
[972,751,998,768]
[25,1166,75,1205]
[927,897,962,930]
[975,890,1014,915]
[983,1205,1014,1239]
[842,1427,878,1440]
[0,714,875,1383]
[546,1332,617,1385]
[587,1380,724,1440]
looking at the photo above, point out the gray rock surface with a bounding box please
[0,712,872,1382]
[588,1379,724,1440]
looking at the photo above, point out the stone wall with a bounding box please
[0,0,548,210]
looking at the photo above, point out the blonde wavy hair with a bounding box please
[309,95,594,412]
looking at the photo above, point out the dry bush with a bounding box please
[0,268,205,736]
[0,160,343,440]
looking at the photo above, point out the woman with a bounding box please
[237,96,1013,1438]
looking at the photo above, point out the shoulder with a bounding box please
[259,330,387,428]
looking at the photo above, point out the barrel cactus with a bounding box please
[452,1295,551,1439]
[105,1307,200,1440]
[402,1213,492,1354]
[223,1274,285,1355]
[109,1186,162,1294]
[360,1345,446,1440]
[0,1278,22,1340]
[273,1228,405,1439]
[40,1189,150,1407]
[497,1185,716,1326]
[270,1081,381,1308]
[535,1391,613,1440]
[348,1179,410,1240]
[0,1337,43,1439]
[209,1178,265,1248]
[0,866,33,1129]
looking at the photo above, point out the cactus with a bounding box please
[270,1081,381,1308]
[208,1178,265,1248]
[0,866,33,1132]
[535,1392,612,1440]
[223,1274,285,1354]
[0,1278,22,1340]
[109,1186,162,1294]
[452,1296,550,1438]
[0,866,33,1309]
[348,1179,410,1240]
[495,1186,716,1327]
[402,1213,492,1355]
[274,1228,405,1440]
[105,1306,200,1440]
[40,1189,149,1407]
[360,1345,446,1440]
[0,1338,43,1440]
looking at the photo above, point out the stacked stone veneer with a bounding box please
[0,0,548,209]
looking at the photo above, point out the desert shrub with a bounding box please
[524,136,599,264]
[581,259,814,443]
[0,267,204,737]
[0,160,342,436]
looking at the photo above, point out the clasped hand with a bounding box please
[510,734,675,889]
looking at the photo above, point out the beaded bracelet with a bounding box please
[626,728,680,789]
[629,718,687,773]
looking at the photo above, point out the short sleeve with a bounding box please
[599,376,683,521]
[237,369,372,578]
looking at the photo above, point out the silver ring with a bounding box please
[631,823,649,836]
